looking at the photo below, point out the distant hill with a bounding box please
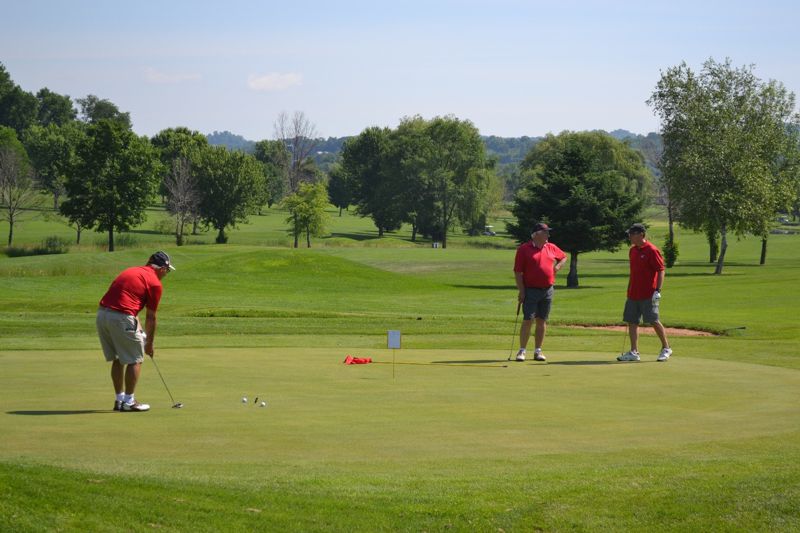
[206,129,661,172]
[206,131,256,153]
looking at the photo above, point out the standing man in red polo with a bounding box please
[513,223,568,362]
[618,223,672,362]
[96,251,175,412]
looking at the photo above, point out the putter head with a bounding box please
[172,402,184,409]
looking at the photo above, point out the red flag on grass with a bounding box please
[343,355,372,364]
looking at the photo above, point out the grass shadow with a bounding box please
[7,410,114,416]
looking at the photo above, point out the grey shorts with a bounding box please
[96,307,145,365]
[623,298,660,325]
[523,286,554,321]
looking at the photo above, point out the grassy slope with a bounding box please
[2,206,799,531]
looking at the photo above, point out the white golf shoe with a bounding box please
[617,350,640,362]
[533,349,546,362]
[515,349,526,362]
[122,401,150,412]
[657,347,673,362]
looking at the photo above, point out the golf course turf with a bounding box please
[1,207,799,531]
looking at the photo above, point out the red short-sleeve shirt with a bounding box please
[99,266,163,316]
[514,241,566,288]
[627,241,665,299]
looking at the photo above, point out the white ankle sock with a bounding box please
[124,394,134,404]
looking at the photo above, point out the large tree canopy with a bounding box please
[60,120,161,251]
[649,58,800,274]
[507,131,650,287]
[194,145,264,244]
[341,116,495,245]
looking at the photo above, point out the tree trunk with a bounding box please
[566,251,579,288]
[760,236,767,265]
[76,226,81,245]
[411,224,417,242]
[667,201,675,244]
[108,228,115,252]
[7,221,13,246]
[215,227,227,244]
[306,227,311,248]
[714,225,727,274]
[708,230,719,263]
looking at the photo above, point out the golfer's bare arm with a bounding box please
[515,272,526,302]
[144,308,157,356]
[656,270,665,292]
[554,257,567,272]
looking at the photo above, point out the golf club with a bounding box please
[150,357,183,408]
[507,301,521,361]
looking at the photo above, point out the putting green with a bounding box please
[2,347,798,483]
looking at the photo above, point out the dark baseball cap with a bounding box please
[626,223,646,235]
[148,251,176,271]
[531,223,553,233]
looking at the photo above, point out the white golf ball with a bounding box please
[260,401,266,407]
[241,397,247,403]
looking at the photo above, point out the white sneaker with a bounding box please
[515,349,526,362]
[533,349,546,362]
[657,347,673,362]
[617,350,640,362]
[122,401,150,412]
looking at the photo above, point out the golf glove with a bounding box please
[651,290,661,305]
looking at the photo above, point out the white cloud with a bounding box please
[247,72,303,91]
[145,67,201,84]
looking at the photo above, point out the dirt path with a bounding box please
[565,325,716,337]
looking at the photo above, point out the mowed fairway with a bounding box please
[2,209,800,531]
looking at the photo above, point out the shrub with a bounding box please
[663,237,679,268]
[5,236,70,257]
[153,218,176,235]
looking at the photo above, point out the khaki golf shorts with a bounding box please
[96,307,145,365]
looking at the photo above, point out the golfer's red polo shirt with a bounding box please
[99,266,163,316]
[628,241,664,299]
[514,241,566,288]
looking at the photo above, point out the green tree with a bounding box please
[507,131,649,288]
[194,145,264,244]
[423,116,489,248]
[0,126,42,245]
[341,127,404,236]
[76,94,132,129]
[0,63,39,135]
[253,139,290,208]
[151,127,209,203]
[282,181,330,248]
[649,58,800,273]
[326,162,354,216]
[22,122,85,209]
[60,120,161,251]
[36,88,76,126]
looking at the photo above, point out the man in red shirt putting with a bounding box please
[618,224,672,362]
[513,223,567,362]
[96,251,175,411]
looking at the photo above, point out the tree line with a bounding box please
[2,58,799,278]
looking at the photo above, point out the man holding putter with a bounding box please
[513,223,567,362]
[96,251,175,411]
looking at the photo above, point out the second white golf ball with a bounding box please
[260,401,266,407]
[241,397,247,403]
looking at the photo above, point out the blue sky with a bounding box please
[2,0,798,140]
